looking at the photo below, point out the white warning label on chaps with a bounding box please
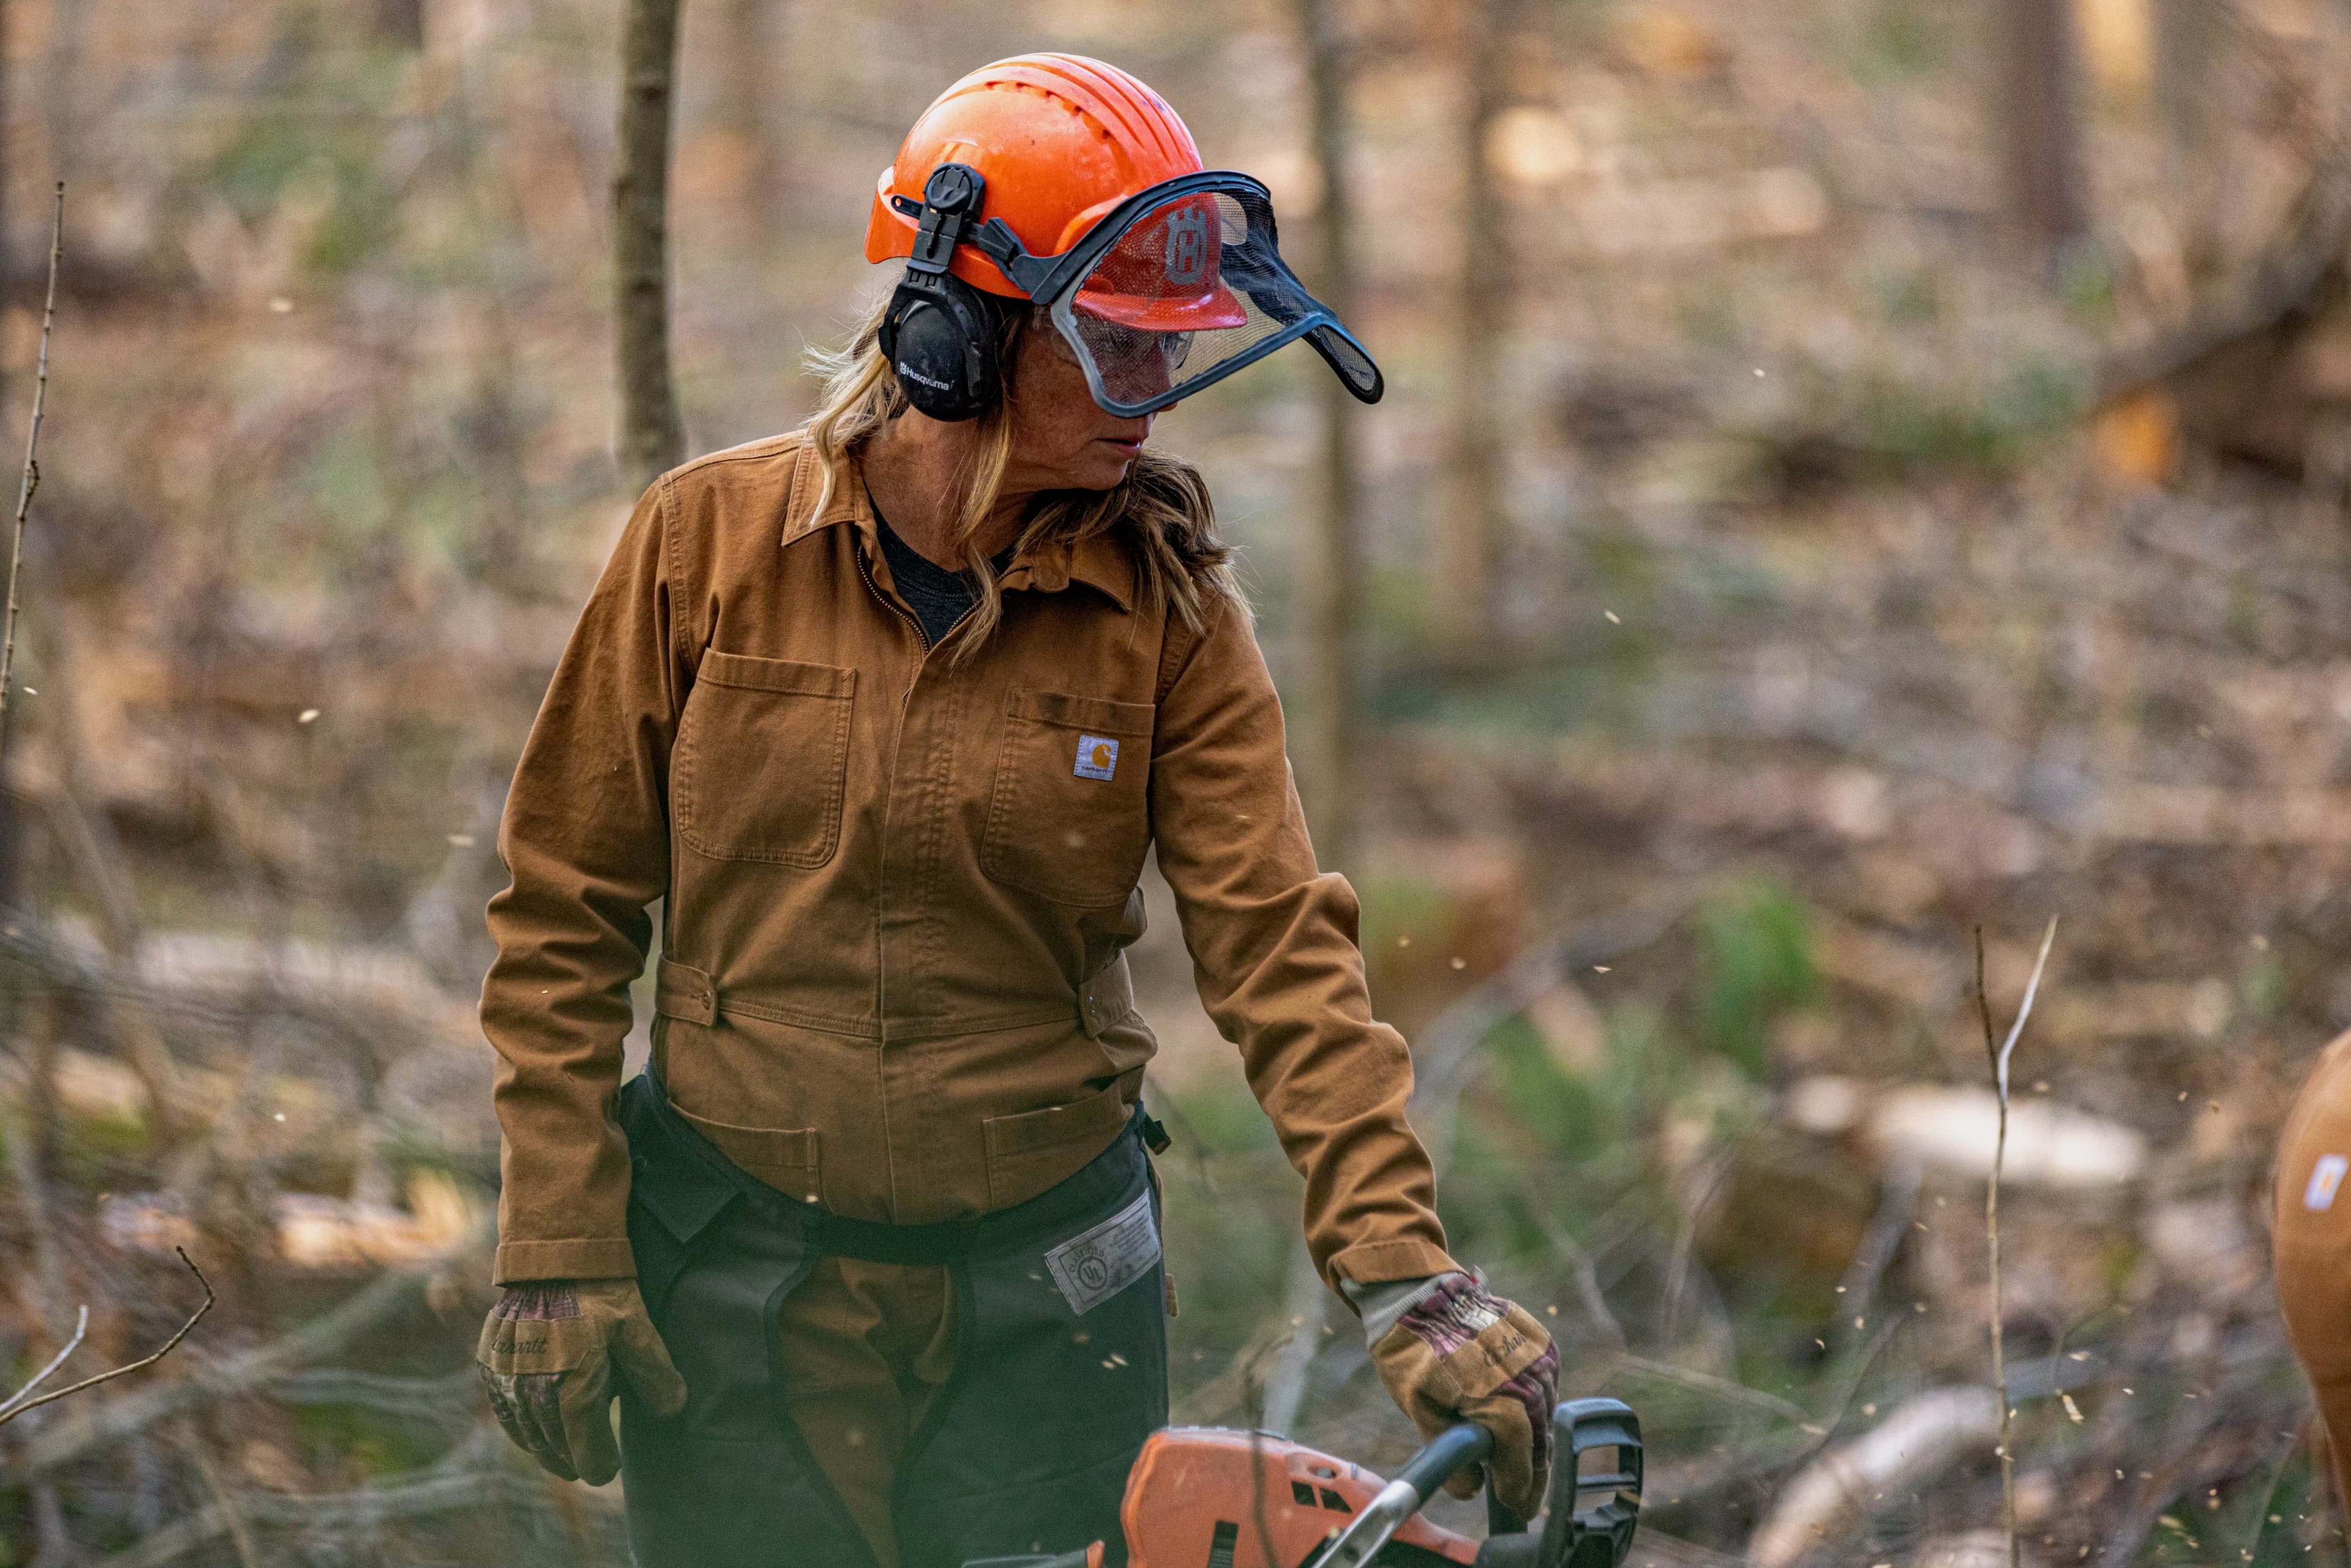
[1044,1190,1159,1316]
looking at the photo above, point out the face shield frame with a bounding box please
[891,168,1384,418]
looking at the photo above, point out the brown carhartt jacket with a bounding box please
[481,430,1457,1292]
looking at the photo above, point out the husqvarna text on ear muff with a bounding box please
[864,53,1385,421]
[876,163,1003,422]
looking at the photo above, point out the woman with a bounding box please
[474,54,1556,1568]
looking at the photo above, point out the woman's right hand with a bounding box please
[476,1277,688,1485]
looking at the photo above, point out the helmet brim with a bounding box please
[1073,282,1250,332]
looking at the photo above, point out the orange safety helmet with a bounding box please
[863,53,1247,332]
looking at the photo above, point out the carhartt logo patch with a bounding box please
[1074,735,1119,781]
[2308,1153,2349,1212]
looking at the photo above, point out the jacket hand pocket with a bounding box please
[671,1099,822,1205]
[981,1083,1130,1209]
[980,688,1154,907]
[672,650,855,868]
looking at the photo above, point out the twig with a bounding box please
[1608,1354,1809,1426]
[24,1238,484,1476]
[2239,1431,2306,1566]
[91,1431,534,1568]
[1241,1363,1281,1568]
[0,1000,73,1351]
[0,1305,87,1419]
[0,1248,213,1426]
[1660,1143,1739,1345]
[1521,1194,1627,1351]
[1259,1239,1328,1436]
[1171,1310,1302,1427]
[0,182,61,728]
[264,1367,479,1424]
[1411,889,1698,1146]
[176,1419,263,1568]
[1978,917,2058,1568]
[1834,1154,1922,1352]
[1749,1384,2002,1568]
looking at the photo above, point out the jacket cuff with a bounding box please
[1325,1238,1460,1296]
[493,1236,637,1285]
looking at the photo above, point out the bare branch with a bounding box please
[1608,1353,1808,1427]
[176,1420,263,1568]
[0,1248,214,1427]
[1749,1387,2003,1568]
[0,1305,87,1419]
[1995,917,2060,1101]
[91,1432,553,1568]
[19,1248,449,1476]
[1257,1237,1327,1436]
[1979,917,2057,1568]
[1,182,62,728]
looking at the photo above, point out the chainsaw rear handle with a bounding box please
[1474,1398,1644,1568]
[1312,1398,1643,1568]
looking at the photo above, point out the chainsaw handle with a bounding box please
[1395,1422,1496,1506]
[1311,1422,1497,1566]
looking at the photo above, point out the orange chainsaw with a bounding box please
[967,1397,1642,1568]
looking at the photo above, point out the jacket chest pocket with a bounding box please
[981,688,1155,907]
[672,650,856,868]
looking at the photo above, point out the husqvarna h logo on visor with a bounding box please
[1074,735,1119,781]
[1163,205,1209,289]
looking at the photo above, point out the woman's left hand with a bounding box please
[1368,1274,1560,1518]
[476,1277,688,1485]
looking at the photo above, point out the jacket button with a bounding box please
[632,1156,650,1174]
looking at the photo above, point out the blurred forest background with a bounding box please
[4,0,2351,1563]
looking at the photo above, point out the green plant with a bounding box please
[1870,266,1941,326]
[1697,877,1820,1075]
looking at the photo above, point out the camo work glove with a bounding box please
[476,1278,688,1485]
[1367,1272,1559,1518]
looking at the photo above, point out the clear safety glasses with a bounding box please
[948,171,1385,418]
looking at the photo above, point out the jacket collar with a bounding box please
[784,440,1136,614]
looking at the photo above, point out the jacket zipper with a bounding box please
[857,541,930,656]
[856,538,928,1220]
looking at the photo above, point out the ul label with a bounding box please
[1044,1189,1159,1315]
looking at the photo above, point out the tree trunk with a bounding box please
[2153,0,2217,161]
[1436,0,1507,643]
[616,0,687,492]
[2000,0,2087,261]
[719,0,785,241]
[370,0,426,49]
[1295,0,1363,870]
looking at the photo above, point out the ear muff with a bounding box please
[878,269,1002,422]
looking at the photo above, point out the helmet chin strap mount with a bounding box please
[878,163,1007,422]
[885,176,1057,301]
[906,163,984,273]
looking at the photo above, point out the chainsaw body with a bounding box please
[1121,1425,1480,1566]
[963,1398,1643,1568]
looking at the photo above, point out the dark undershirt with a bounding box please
[871,500,1014,647]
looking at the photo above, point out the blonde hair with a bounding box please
[802,293,1242,658]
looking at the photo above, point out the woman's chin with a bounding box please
[1070,456,1137,490]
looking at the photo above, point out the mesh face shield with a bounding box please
[957,171,1384,418]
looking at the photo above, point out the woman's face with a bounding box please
[1000,312,1157,492]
